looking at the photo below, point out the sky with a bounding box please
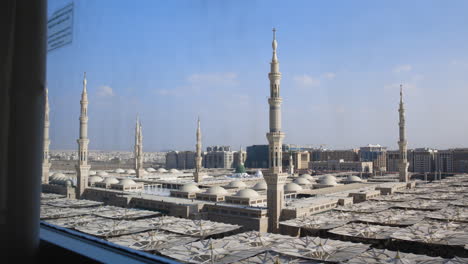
[47,0,468,152]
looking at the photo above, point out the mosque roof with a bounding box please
[180,183,201,193]
[235,189,259,199]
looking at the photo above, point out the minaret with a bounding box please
[193,117,203,182]
[264,28,287,233]
[289,152,294,175]
[42,86,51,184]
[398,84,409,182]
[135,115,145,178]
[238,146,244,167]
[76,72,91,198]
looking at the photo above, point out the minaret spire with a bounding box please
[42,85,51,184]
[76,72,91,198]
[135,114,145,178]
[398,84,409,182]
[264,28,287,233]
[194,117,203,182]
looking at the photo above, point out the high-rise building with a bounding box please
[42,86,51,184]
[309,159,373,173]
[76,72,91,198]
[204,147,234,169]
[452,148,468,173]
[359,144,387,172]
[245,145,269,168]
[310,149,359,162]
[263,28,287,233]
[435,150,453,173]
[387,149,415,172]
[412,148,436,173]
[283,151,310,170]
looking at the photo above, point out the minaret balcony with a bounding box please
[268,97,283,104]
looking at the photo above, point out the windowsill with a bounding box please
[39,221,179,264]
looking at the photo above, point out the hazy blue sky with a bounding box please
[47,0,468,151]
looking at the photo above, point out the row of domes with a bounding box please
[87,175,137,186]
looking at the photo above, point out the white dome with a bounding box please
[126,169,136,174]
[284,183,303,192]
[179,183,200,192]
[88,175,103,183]
[115,168,125,173]
[347,175,362,182]
[119,178,137,186]
[52,172,66,179]
[255,170,263,177]
[253,181,267,190]
[299,174,314,181]
[89,170,97,176]
[169,169,179,173]
[319,175,337,185]
[158,168,168,173]
[147,168,156,172]
[205,186,228,195]
[97,171,108,177]
[235,189,259,199]
[227,180,247,188]
[294,178,311,185]
[103,177,119,184]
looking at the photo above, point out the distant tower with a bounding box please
[135,115,145,178]
[193,117,203,182]
[238,146,244,167]
[289,152,294,175]
[264,28,287,233]
[42,86,51,184]
[398,84,409,182]
[76,72,91,198]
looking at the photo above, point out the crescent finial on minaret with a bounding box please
[400,84,404,103]
[272,28,278,53]
[83,72,87,93]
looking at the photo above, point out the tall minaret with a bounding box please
[42,86,51,184]
[264,28,287,233]
[194,117,203,182]
[135,116,145,178]
[398,84,409,182]
[289,152,294,175]
[238,146,244,167]
[76,72,91,198]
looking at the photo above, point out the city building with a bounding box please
[451,148,468,173]
[309,160,373,173]
[435,150,453,173]
[282,151,310,171]
[204,146,234,169]
[310,149,359,162]
[245,145,269,168]
[411,148,436,173]
[359,144,387,172]
[165,151,196,170]
[387,150,416,172]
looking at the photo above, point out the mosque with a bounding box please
[42,29,417,233]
